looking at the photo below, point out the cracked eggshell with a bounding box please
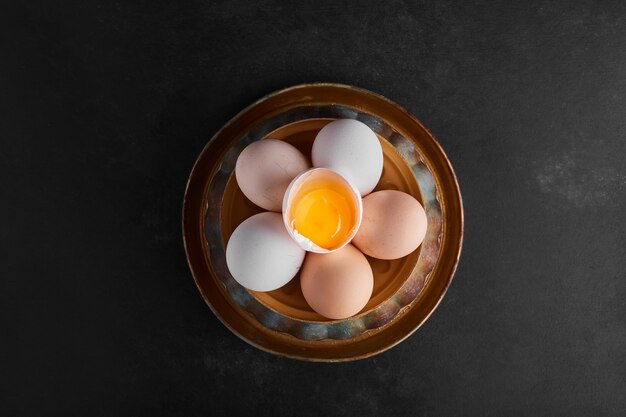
[282,167,362,254]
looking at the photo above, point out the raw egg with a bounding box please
[235,139,310,211]
[300,244,374,320]
[226,212,305,292]
[312,119,383,196]
[282,167,362,253]
[353,190,427,260]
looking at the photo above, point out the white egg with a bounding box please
[226,212,305,292]
[311,119,383,196]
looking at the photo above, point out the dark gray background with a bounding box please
[2,0,625,415]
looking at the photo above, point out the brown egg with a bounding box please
[235,139,310,211]
[353,190,427,260]
[300,244,373,320]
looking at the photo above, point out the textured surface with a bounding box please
[2,0,626,415]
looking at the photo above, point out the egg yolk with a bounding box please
[291,187,355,249]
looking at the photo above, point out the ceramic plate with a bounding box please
[183,83,463,361]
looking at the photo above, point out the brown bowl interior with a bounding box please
[220,119,423,321]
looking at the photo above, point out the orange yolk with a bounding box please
[291,187,355,249]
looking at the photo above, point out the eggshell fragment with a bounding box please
[311,119,383,196]
[226,212,305,292]
[300,244,373,320]
[353,190,427,260]
[235,139,310,211]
